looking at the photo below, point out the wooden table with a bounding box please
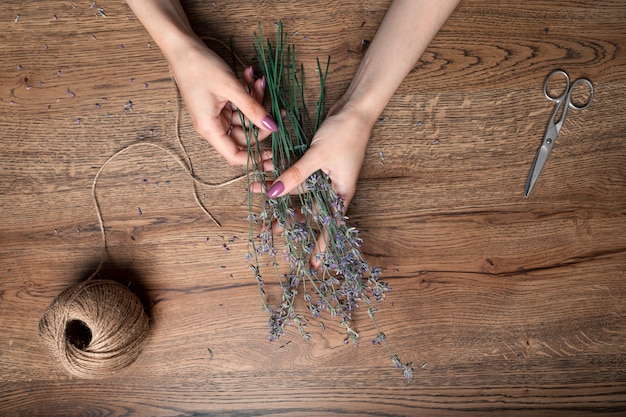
[1,1,625,415]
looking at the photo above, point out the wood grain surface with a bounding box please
[1,0,625,415]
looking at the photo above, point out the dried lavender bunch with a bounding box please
[243,22,412,379]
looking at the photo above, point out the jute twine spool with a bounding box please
[38,279,149,379]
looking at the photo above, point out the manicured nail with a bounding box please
[262,115,278,132]
[248,65,255,78]
[260,75,266,90]
[267,181,284,198]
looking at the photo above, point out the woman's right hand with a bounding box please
[126,0,278,167]
[169,39,278,166]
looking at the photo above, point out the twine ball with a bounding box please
[39,279,149,379]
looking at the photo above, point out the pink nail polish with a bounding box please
[262,115,278,132]
[267,181,284,198]
[260,76,266,90]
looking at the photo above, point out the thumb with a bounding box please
[267,152,320,198]
[230,88,278,133]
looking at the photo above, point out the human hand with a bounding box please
[250,100,373,267]
[169,41,278,166]
[264,100,374,209]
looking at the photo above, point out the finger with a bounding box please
[213,140,251,166]
[242,66,266,102]
[230,68,278,135]
[332,185,355,215]
[311,231,327,270]
[229,120,273,148]
[194,115,250,165]
[255,151,274,172]
[232,67,261,128]
[242,65,256,92]
[309,192,351,270]
[253,76,266,103]
[266,151,320,199]
[242,148,273,171]
[250,179,302,195]
[260,157,274,172]
[249,181,270,194]
[230,70,273,147]
[262,210,308,235]
[228,125,252,148]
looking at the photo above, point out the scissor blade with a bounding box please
[524,144,550,198]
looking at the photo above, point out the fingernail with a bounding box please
[267,181,284,198]
[262,115,278,132]
[248,65,255,78]
[260,75,266,90]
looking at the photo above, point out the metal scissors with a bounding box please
[524,69,594,197]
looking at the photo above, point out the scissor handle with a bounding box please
[567,77,594,110]
[543,69,570,102]
[543,69,594,110]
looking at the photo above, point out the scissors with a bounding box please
[524,69,594,197]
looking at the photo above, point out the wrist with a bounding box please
[157,28,205,66]
[127,0,205,67]
[338,62,397,127]
[338,89,387,129]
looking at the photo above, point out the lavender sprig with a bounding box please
[243,22,413,379]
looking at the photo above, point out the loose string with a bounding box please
[87,71,249,282]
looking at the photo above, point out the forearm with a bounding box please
[126,0,203,62]
[343,0,460,124]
